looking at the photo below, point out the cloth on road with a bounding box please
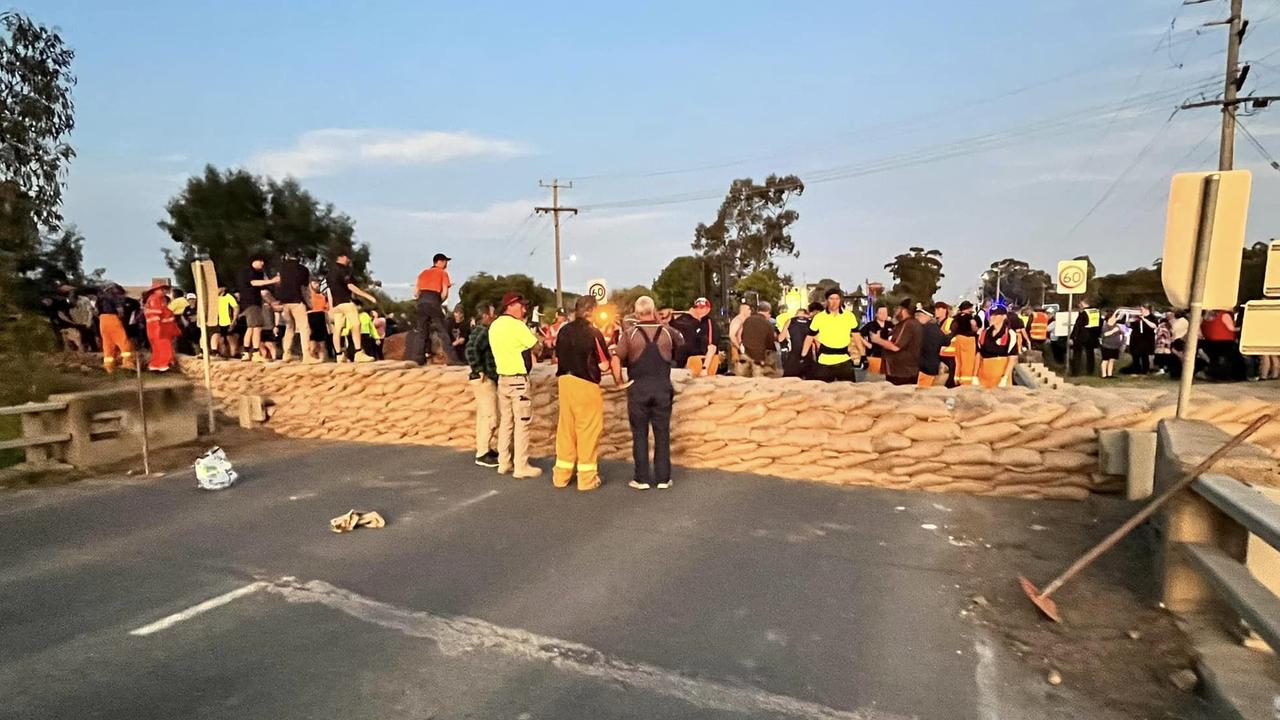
[329,509,386,533]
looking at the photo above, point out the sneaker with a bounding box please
[474,452,499,468]
[336,355,350,364]
[251,353,267,364]
[656,480,672,490]
[628,480,651,491]
[354,351,375,363]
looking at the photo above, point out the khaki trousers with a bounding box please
[738,351,780,378]
[281,302,312,360]
[332,302,360,355]
[471,377,498,457]
[497,375,533,473]
[553,375,604,489]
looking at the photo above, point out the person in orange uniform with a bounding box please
[97,283,135,373]
[552,295,623,492]
[142,281,180,372]
[1028,306,1051,353]
[413,252,452,365]
[934,302,956,386]
[950,301,981,386]
[975,307,1016,387]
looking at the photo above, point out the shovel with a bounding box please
[1020,413,1272,623]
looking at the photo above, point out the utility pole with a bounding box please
[1182,0,1280,166]
[535,179,578,311]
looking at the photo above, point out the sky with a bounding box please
[25,0,1280,303]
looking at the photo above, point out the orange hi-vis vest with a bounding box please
[1029,311,1050,341]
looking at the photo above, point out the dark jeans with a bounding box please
[1129,351,1151,375]
[1070,343,1096,376]
[414,296,448,365]
[628,381,673,485]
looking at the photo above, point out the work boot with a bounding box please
[577,475,601,492]
[513,466,543,479]
[552,463,573,488]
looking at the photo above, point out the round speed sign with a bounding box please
[587,282,607,302]
[1055,260,1088,294]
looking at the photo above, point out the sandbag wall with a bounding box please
[178,358,1280,500]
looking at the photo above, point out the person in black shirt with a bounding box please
[668,297,719,376]
[552,294,623,492]
[916,304,947,386]
[236,254,280,362]
[859,305,893,373]
[326,252,378,362]
[783,302,819,378]
[275,250,318,362]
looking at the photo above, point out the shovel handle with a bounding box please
[1038,413,1272,600]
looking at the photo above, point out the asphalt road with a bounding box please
[0,441,1158,720]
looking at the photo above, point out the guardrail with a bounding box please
[1181,473,1280,655]
[0,401,71,466]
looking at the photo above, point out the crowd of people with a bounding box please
[35,247,1280,492]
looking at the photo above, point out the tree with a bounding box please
[807,278,843,304]
[692,174,804,305]
[608,285,652,315]
[0,11,76,232]
[458,273,553,318]
[28,225,102,288]
[159,165,368,291]
[652,255,707,310]
[885,247,944,305]
[981,258,1053,307]
[734,267,788,308]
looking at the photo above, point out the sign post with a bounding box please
[1175,175,1221,419]
[1055,260,1088,376]
[191,260,219,433]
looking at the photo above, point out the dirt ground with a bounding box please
[951,494,1214,720]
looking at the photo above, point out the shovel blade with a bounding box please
[1019,576,1062,623]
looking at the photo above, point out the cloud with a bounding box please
[248,129,532,178]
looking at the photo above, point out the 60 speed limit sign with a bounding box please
[586,278,608,302]
[1055,260,1088,295]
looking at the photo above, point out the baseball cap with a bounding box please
[692,297,711,309]
[433,253,452,263]
[958,300,974,311]
[501,291,527,308]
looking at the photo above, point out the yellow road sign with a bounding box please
[1161,170,1251,310]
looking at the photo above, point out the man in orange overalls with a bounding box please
[97,284,135,373]
[143,281,180,372]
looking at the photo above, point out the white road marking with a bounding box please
[261,578,907,720]
[453,489,499,509]
[129,582,268,636]
[972,632,1001,720]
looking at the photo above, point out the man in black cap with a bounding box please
[412,252,452,365]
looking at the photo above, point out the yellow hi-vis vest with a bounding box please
[1029,311,1050,341]
[1084,308,1101,328]
[939,316,957,357]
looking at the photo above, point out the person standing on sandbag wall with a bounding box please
[465,303,500,468]
[802,288,859,382]
[869,299,922,386]
[328,252,379,363]
[552,295,624,492]
[412,253,452,365]
[488,292,543,478]
[617,296,684,490]
[669,297,719,376]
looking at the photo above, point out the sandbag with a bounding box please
[903,421,961,442]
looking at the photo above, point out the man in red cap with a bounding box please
[487,291,542,478]
[669,297,719,376]
[412,252,452,365]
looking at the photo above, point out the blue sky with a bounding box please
[27,0,1280,302]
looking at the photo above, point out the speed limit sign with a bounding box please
[1055,260,1088,295]
[586,278,608,303]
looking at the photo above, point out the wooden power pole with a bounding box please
[1182,0,1280,166]
[535,179,578,311]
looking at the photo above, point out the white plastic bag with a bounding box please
[194,446,238,490]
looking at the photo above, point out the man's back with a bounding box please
[740,313,776,363]
[277,260,309,304]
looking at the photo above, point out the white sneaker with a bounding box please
[628,480,651,490]
[656,480,672,489]
[354,351,375,363]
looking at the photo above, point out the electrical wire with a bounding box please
[1062,113,1179,239]
[1237,117,1280,170]
[576,77,1221,212]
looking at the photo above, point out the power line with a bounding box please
[1062,114,1179,239]
[1237,117,1280,168]
[576,78,1220,212]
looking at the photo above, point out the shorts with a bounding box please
[811,360,856,383]
[241,305,267,328]
[1101,346,1121,361]
[207,325,230,336]
[308,313,329,339]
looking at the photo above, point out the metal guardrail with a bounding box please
[1182,473,1280,653]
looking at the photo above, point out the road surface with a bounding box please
[0,440,1198,719]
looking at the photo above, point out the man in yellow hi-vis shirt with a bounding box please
[488,292,543,478]
[801,287,859,383]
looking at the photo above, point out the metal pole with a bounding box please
[1064,293,1074,376]
[552,179,563,311]
[194,264,216,433]
[1176,174,1221,419]
[135,354,151,476]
